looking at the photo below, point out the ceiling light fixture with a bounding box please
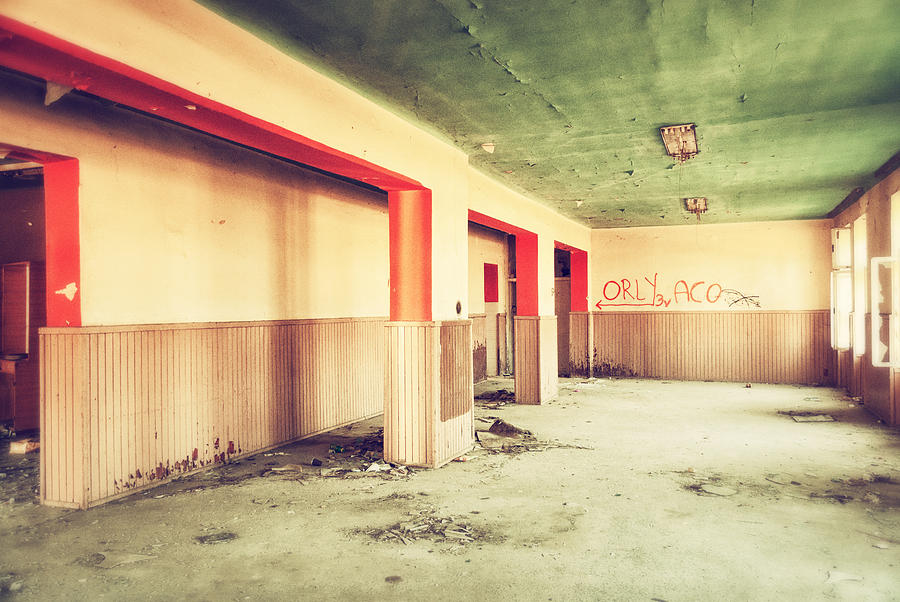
[684,197,707,220]
[660,124,698,163]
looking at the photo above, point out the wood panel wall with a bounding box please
[569,312,591,378]
[470,313,487,383]
[437,321,474,460]
[836,349,853,389]
[514,316,558,404]
[384,321,473,468]
[591,311,834,385]
[40,317,385,508]
[497,313,508,375]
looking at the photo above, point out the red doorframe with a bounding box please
[467,210,539,316]
[554,241,588,312]
[3,145,81,327]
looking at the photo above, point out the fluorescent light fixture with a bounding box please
[660,124,698,162]
[684,197,708,214]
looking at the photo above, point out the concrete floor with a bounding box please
[1,377,899,601]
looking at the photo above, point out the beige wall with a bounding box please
[591,220,832,311]
[1,74,389,325]
[468,168,591,316]
[467,224,507,314]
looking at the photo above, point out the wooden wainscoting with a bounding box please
[514,316,558,404]
[384,321,473,468]
[569,312,591,378]
[591,311,833,385]
[40,317,385,508]
[470,314,487,383]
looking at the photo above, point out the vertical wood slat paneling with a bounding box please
[470,314,487,383]
[384,321,474,469]
[514,316,558,404]
[514,317,539,404]
[568,312,591,377]
[591,311,834,385]
[40,317,385,508]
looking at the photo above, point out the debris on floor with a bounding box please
[363,508,493,546]
[825,570,863,584]
[778,410,835,422]
[8,439,39,454]
[792,414,835,423]
[700,484,737,496]
[487,419,530,438]
[474,389,515,408]
[195,532,237,545]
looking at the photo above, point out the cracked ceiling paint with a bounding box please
[197,0,900,227]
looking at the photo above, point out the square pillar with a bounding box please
[386,189,474,465]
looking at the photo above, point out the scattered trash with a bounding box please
[269,464,304,473]
[329,444,345,454]
[9,439,39,454]
[364,509,492,546]
[779,411,835,422]
[700,484,737,497]
[365,462,392,473]
[0,425,14,439]
[452,455,471,462]
[811,492,853,504]
[263,452,286,457]
[792,415,835,423]
[310,458,323,467]
[803,397,821,402]
[862,492,881,504]
[765,476,786,485]
[96,553,155,569]
[825,570,862,584]
[744,384,752,388]
[385,576,403,584]
[873,543,890,549]
[196,532,237,545]
[487,419,530,438]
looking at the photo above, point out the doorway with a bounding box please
[0,158,45,432]
[554,248,571,376]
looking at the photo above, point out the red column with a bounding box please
[515,232,539,317]
[42,158,82,327]
[389,189,432,321]
[569,249,588,312]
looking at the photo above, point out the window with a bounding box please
[831,227,852,350]
[852,215,867,356]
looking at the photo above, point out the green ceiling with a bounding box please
[198,0,900,227]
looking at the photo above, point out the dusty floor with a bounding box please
[1,378,899,601]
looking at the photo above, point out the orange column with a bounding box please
[389,189,432,321]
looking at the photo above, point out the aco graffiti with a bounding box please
[595,273,724,309]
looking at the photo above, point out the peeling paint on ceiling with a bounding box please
[197,0,900,227]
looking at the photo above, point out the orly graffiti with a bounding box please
[594,273,759,310]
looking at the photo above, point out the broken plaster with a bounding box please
[54,282,78,301]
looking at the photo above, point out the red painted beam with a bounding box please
[389,189,432,321]
[0,16,423,193]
